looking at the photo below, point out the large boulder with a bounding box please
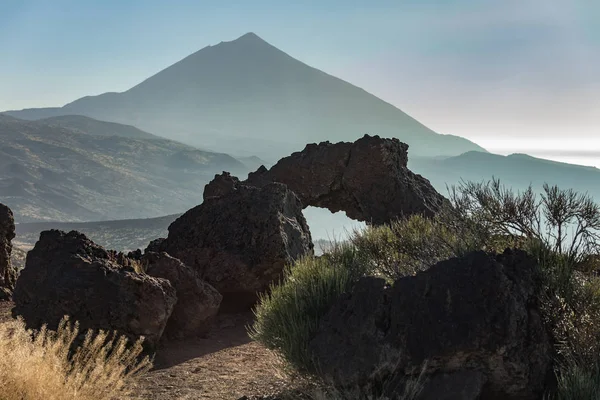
[309,249,552,400]
[159,182,313,311]
[237,134,447,224]
[12,230,177,348]
[0,203,17,300]
[140,251,222,339]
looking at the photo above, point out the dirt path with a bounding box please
[134,312,305,399]
[0,303,305,400]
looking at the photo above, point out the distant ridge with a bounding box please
[0,115,250,222]
[3,32,486,161]
[39,115,161,140]
[409,151,600,204]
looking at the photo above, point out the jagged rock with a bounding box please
[309,249,552,400]
[0,203,17,300]
[12,230,177,348]
[240,134,447,224]
[162,182,313,311]
[145,238,166,253]
[203,171,241,199]
[140,252,222,339]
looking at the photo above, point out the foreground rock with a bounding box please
[0,203,17,300]
[158,182,313,311]
[237,134,447,224]
[140,251,222,339]
[13,230,177,347]
[310,249,552,400]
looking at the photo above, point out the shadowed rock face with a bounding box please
[140,251,222,339]
[159,182,313,311]
[309,249,552,400]
[0,203,16,300]
[12,230,177,348]
[207,134,448,225]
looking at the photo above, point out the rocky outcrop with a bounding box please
[203,171,241,199]
[146,238,166,253]
[236,134,448,224]
[0,203,17,300]
[12,230,177,348]
[309,249,552,400]
[160,182,313,311]
[140,252,222,339]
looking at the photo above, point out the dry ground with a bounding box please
[0,302,309,400]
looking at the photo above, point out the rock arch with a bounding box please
[205,134,448,225]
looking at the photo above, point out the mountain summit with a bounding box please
[4,33,485,160]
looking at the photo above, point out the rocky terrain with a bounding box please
[0,134,594,399]
[242,134,448,224]
[151,181,314,311]
[311,249,551,399]
[0,204,17,300]
[0,115,250,222]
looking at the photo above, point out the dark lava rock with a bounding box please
[141,251,222,339]
[0,203,17,300]
[309,249,552,400]
[241,134,448,224]
[12,230,177,348]
[161,182,313,311]
[145,238,166,253]
[203,171,241,199]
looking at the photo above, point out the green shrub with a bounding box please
[249,243,371,372]
[350,212,485,281]
[450,179,600,396]
[547,360,600,400]
[253,178,600,397]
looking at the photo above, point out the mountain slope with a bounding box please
[0,115,249,222]
[39,115,161,139]
[3,32,485,161]
[409,151,600,201]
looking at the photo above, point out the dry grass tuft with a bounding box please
[0,316,151,400]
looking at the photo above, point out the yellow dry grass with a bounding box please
[0,316,151,400]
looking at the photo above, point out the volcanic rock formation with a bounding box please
[12,230,177,347]
[0,203,16,300]
[240,134,448,224]
[140,251,222,339]
[309,249,552,400]
[157,182,313,311]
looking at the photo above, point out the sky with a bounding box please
[0,0,599,165]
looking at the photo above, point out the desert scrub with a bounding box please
[0,316,151,400]
[350,212,485,281]
[450,179,600,397]
[548,360,600,400]
[249,243,370,372]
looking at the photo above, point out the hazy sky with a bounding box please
[1,0,598,160]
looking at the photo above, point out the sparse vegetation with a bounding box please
[0,316,151,400]
[249,243,371,373]
[252,178,600,398]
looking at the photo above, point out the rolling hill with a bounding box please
[3,32,486,161]
[0,115,250,222]
[409,151,600,202]
[38,115,161,140]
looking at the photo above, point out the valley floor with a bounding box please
[0,304,306,400]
